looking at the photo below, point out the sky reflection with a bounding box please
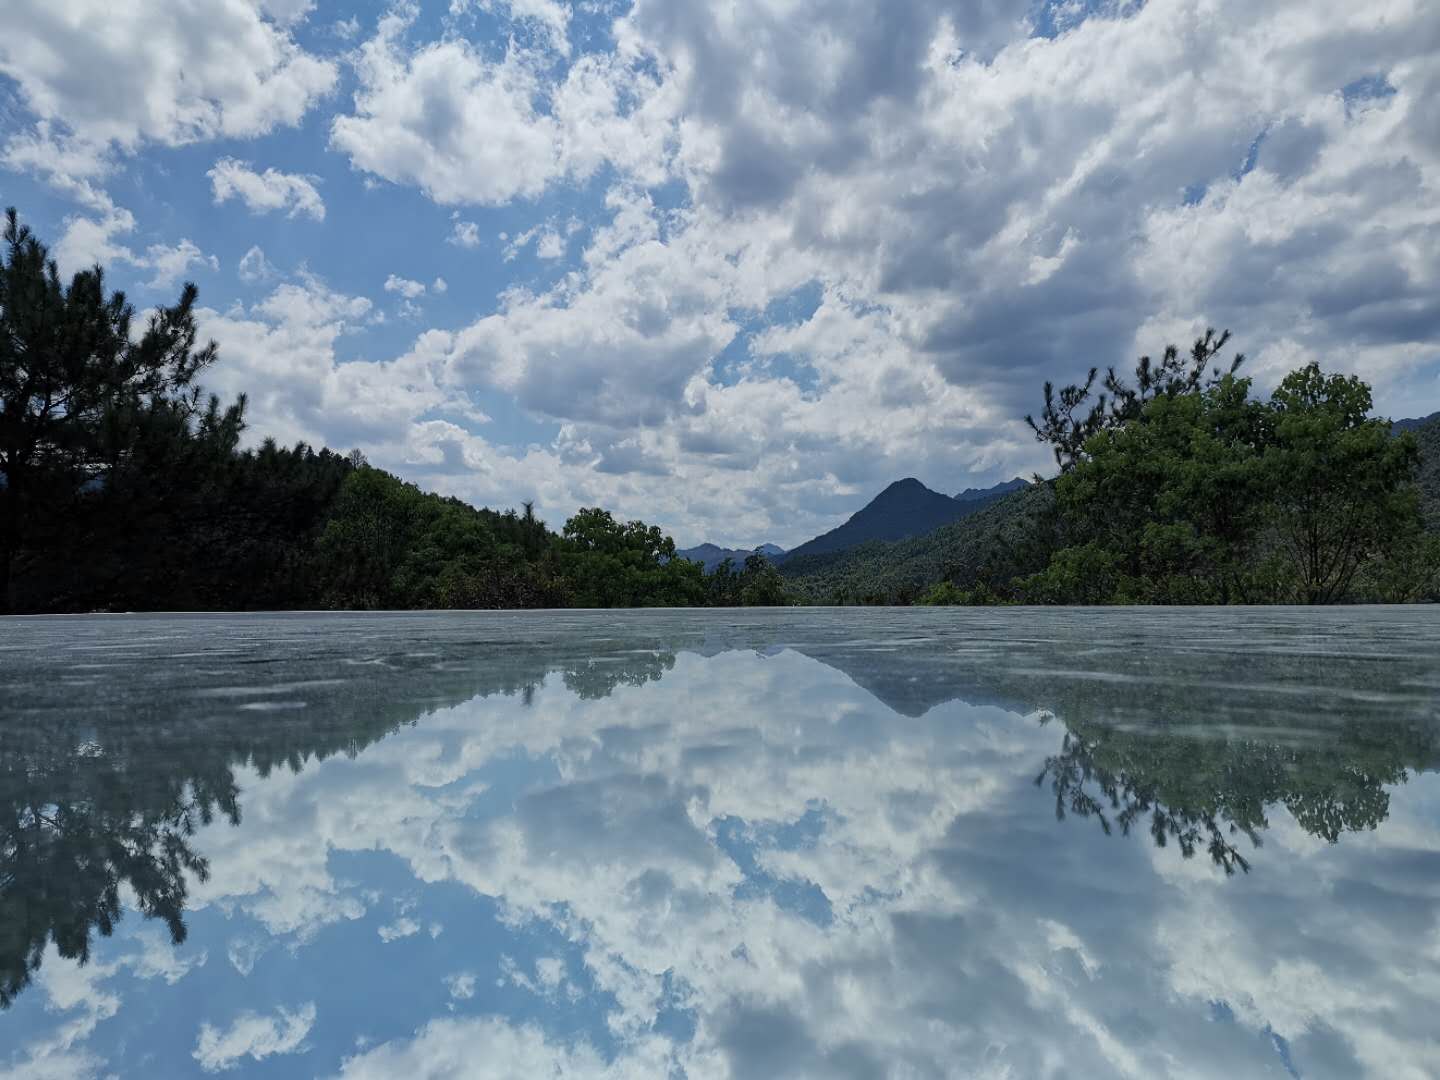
[1,610,1438,1078]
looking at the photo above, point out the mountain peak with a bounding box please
[784,478,966,561]
[882,477,929,494]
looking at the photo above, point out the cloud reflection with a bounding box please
[1,610,1438,1077]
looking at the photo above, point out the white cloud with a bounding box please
[15,0,1440,547]
[447,219,482,248]
[193,1003,317,1072]
[384,274,427,299]
[0,0,336,165]
[444,972,477,1001]
[332,1017,668,1079]
[452,0,573,57]
[329,6,671,205]
[144,239,218,290]
[258,0,316,25]
[52,206,219,293]
[330,12,562,206]
[377,916,421,942]
[238,245,278,284]
[54,205,139,278]
[209,159,326,221]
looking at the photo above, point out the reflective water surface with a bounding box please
[1,609,1438,1078]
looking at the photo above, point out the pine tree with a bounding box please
[0,208,231,611]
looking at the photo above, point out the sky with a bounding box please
[1,0,1438,549]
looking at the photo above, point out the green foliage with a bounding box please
[0,207,230,611]
[1022,345,1431,605]
[1265,364,1422,603]
[559,507,705,608]
[1026,328,1244,472]
[918,581,964,605]
[737,553,791,606]
[1412,413,1440,530]
[316,467,564,609]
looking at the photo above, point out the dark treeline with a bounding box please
[0,210,793,613]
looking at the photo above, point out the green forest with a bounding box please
[2,209,1435,612]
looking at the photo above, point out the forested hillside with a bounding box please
[1414,413,1440,530]
[780,484,1055,603]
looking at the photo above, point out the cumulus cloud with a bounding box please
[447,219,482,248]
[53,205,139,279]
[51,206,218,292]
[209,159,326,220]
[0,0,335,172]
[389,0,1438,542]
[193,1003,317,1072]
[329,12,563,206]
[329,6,671,205]
[332,1017,666,1079]
[384,274,427,299]
[10,0,1440,546]
[144,239,218,290]
[238,245,278,284]
[377,916,421,942]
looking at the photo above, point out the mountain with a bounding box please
[954,477,1029,504]
[1392,411,1440,434]
[780,483,1055,603]
[784,477,998,562]
[676,543,785,573]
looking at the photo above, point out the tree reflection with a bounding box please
[0,765,231,1006]
[0,636,680,1008]
[1034,717,1418,874]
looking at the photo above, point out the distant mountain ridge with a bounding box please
[682,478,1034,572]
[1393,411,1440,434]
[954,477,1028,503]
[677,542,786,573]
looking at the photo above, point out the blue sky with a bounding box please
[2,0,1439,547]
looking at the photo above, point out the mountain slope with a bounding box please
[1410,413,1440,530]
[1393,411,1440,435]
[784,478,980,561]
[781,483,1056,603]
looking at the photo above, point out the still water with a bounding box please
[1,609,1438,1078]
